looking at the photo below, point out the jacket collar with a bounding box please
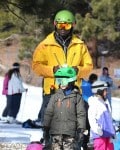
[42,32,84,46]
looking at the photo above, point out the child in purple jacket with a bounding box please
[88,80,115,150]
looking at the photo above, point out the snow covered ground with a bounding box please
[0,76,120,144]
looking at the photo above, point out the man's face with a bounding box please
[56,28,71,37]
[55,22,72,37]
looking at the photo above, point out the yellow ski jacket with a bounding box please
[32,32,93,94]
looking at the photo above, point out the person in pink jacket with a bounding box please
[1,71,11,121]
[7,62,27,123]
[1,62,27,123]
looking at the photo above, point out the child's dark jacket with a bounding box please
[44,88,86,137]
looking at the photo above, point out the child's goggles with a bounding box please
[56,23,72,30]
[55,78,69,86]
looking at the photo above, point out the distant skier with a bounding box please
[7,62,27,123]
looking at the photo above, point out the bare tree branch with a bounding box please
[6,4,28,24]
[6,0,23,9]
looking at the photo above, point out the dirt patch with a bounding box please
[0,41,43,87]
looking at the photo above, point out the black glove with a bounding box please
[72,66,78,74]
[25,88,28,92]
[50,85,56,94]
[77,128,84,148]
[106,82,111,87]
[43,126,50,144]
[53,65,60,73]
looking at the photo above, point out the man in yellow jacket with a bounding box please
[32,10,93,124]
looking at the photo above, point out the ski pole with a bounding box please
[19,89,28,122]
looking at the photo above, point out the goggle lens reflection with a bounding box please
[56,23,72,30]
[55,78,69,86]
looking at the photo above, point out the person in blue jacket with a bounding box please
[81,73,98,102]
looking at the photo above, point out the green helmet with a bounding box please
[54,67,77,86]
[54,10,75,24]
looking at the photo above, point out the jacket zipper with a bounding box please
[53,51,76,66]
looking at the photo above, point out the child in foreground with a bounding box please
[88,80,115,150]
[43,67,86,150]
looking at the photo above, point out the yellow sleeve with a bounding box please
[32,43,54,77]
[77,44,93,78]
